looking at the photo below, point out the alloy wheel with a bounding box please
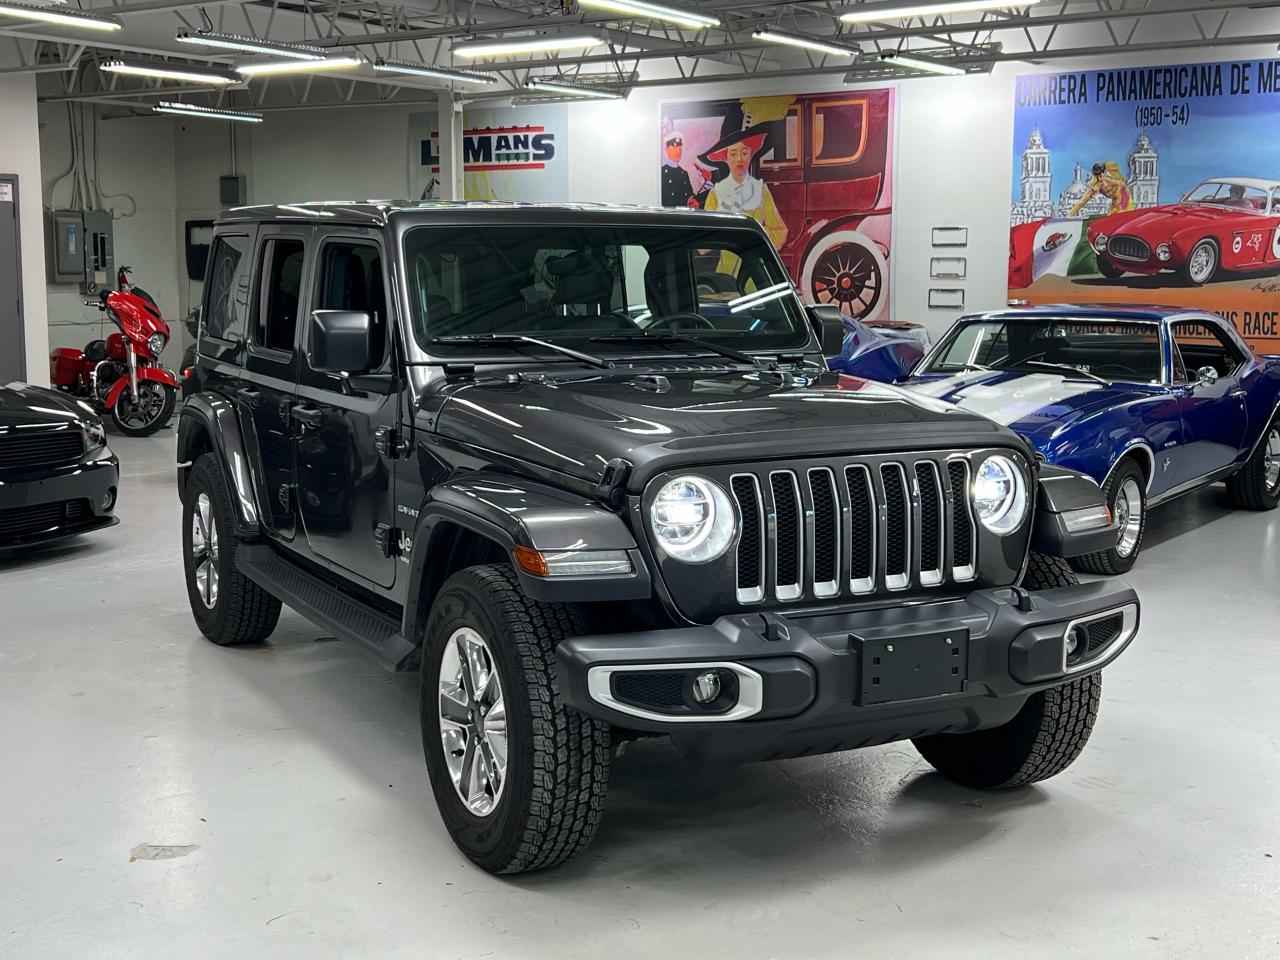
[438,627,508,818]
[1265,427,1280,494]
[1115,478,1143,559]
[191,492,219,608]
[117,383,168,431]
[1188,244,1215,284]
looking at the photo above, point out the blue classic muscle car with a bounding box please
[901,305,1280,572]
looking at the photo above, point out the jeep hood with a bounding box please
[902,371,1149,449]
[433,369,1016,488]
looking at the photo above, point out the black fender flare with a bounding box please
[176,392,265,538]
[1031,464,1118,559]
[401,470,651,641]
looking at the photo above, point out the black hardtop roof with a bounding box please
[215,200,756,230]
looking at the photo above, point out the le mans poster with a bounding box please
[1009,58,1280,353]
[660,89,894,324]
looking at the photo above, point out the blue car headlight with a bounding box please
[972,455,1029,536]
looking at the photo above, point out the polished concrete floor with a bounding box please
[2,432,1278,960]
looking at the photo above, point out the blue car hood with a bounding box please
[901,371,1147,447]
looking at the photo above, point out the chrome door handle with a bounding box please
[1230,389,1247,399]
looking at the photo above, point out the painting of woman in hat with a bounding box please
[700,128,789,249]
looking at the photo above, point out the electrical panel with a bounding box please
[48,209,83,283]
[81,209,113,294]
[46,208,114,293]
[220,175,246,206]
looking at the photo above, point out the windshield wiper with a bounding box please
[588,332,759,366]
[429,334,610,370]
[961,362,993,372]
[1025,360,1111,385]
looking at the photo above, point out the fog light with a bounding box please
[690,670,722,704]
[1065,626,1083,657]
[102,488,116,511]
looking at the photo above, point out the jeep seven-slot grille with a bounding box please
[732,455,979,604]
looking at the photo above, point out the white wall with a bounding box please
[0,74,50,384]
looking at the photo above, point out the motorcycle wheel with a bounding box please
[110,382,176,437]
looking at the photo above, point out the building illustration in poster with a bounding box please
[409,104,568,202]
[1009,59,1280,353]
[660,89,894,323]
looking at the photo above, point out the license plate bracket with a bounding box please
[854,628,969,705]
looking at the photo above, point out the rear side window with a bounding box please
[204,235,251,341]
[314,241,387,367]
[254,238,305,353]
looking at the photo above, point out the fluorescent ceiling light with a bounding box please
[101,59,239,85]
[575,0,719,29]
[236,56,364,77]
[840,0,1041,24]
[0,0,121,31]
[175,30,325,61]
[752,29,859,57]
[878,50,966,75]
[524,77,624,100]
[453,33,605,59]
[153,101,263,123]
[372,58,497,84]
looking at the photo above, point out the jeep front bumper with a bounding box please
[556,579,1138,767]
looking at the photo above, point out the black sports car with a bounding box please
[0,382,119,551]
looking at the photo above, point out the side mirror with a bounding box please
[309,309,373,374]
[807,304,847,356]
[1195,365,1219,386]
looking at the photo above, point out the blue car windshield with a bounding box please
[401,224,810,357]
[926,318,1163,382]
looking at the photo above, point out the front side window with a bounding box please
[1172,321,1245,381]
[314,241,387,368]
[926,318,1162,383]
[402,224,809,358]
[254,238,305,353]
[1183,180,1268,213]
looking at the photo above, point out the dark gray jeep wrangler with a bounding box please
[177,201,1139,874]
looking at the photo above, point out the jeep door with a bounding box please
[240,225,311,540]
[292,231,398,589]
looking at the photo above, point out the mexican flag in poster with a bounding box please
[1009,59,1280,354]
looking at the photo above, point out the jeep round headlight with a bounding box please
[972,455,1028,535]
[650,476,735,562]
[1092,234,1109,253]
[1156,243,1172,262]
[147,332,166,356]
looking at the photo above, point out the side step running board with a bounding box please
[235,544,417,672]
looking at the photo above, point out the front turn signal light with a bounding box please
[513,546,632,578]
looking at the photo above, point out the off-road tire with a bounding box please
[420,564,610,874]
[1073,460,1146,576]
[182,453,281,646]
[1226,416,1280,510]
[912,553,1102,788]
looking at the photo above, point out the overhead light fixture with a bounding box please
[175,30,326,61]
[524,77,625,100]
[153,101,263,123]
[236,56,364,77]
[0,0,121,31]
[878,49,967,75]
[751,29,859,57]
[101,59,239,86]
[840,0,1041,24]
[453,32,605,59]
[575,0,719,29]
[372,58,497,84]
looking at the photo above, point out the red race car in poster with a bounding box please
[1087,177,1280,286]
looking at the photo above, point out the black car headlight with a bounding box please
[972,455,1029,535]
[649,475,736,562]
[82,419,107,449]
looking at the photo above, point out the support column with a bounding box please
[436,89,464,201]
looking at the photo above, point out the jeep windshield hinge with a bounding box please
[593,457,632,508]
[374,425,408,459]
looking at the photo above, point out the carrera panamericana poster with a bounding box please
[660,89,895,324]
[1009,59,1280,353]
[409,104,568,202]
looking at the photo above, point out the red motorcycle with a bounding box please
[49,266,179,437]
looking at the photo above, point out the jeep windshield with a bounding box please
[924,318,1162,383]
[402,224,811,360]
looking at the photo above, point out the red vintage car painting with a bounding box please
[1087,177,1280,286]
